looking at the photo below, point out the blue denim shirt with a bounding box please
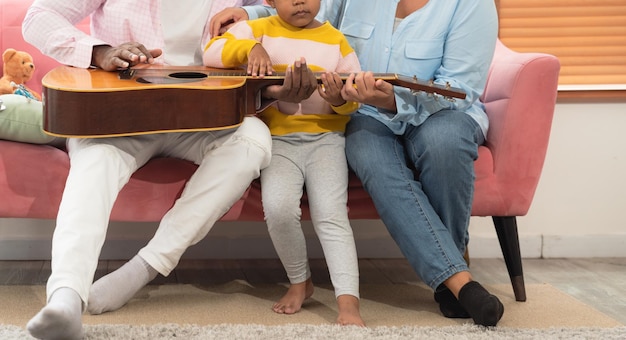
[246,0,497,137]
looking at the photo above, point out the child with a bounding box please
[204,0,364,326]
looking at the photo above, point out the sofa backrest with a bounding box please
[0,0,90,95]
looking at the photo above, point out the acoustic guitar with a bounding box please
[41,65,466,138]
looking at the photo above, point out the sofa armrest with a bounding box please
[478,40,561,215]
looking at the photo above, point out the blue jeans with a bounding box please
[345,111,484,290]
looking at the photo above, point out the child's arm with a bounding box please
[203,21,259,70]
[204,19,274,76]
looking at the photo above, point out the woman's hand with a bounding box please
[91,43,161,71]
[342,71,396,112]
[209,8,250,37]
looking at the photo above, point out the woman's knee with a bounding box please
[410,113,481,163]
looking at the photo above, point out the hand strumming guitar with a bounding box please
[91,42,162,71]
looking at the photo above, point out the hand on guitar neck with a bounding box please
[341,71,397,112]
[254,58,464,111]
[260,57,318,104]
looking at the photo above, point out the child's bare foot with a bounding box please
[336,294,365,326]
[272,279,314,314]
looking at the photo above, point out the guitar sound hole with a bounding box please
[169,72,208,79]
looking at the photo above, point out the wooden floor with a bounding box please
[2,257,625,325]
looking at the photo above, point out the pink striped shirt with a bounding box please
[23,0,262,68]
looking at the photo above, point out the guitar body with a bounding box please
[42,65,269,137]
[42,65,466,138]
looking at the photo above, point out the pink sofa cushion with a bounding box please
[0,139,249,221]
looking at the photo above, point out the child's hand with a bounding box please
[247,44,273,77]
[318,72,347,107]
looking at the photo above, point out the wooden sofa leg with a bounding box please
[492,216,527,302]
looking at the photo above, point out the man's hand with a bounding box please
[209,8,250,37]
[342,71,396,112]
[92,43,162,71]
[262,58,317,103]
[247,44,274,76]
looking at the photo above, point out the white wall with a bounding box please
[471,99,626,258]
[1,99,626,260]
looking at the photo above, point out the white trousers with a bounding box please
[47,117,271,304]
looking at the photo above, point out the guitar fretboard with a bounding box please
[121,68,466,99]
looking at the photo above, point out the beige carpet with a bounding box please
[0,282,622,329]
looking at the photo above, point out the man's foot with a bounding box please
[458,281,504,326]
[87,255,158,314]
[272,279,314,314]
[27,287,83,340]
[434,285,470,318]
[336,294,365,326]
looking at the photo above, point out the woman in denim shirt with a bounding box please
[226,0,502,326]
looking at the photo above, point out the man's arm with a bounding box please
[22,0,105,68]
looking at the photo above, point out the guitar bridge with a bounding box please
[118,68,136,80]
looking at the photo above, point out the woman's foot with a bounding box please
[457,281,504,326]
[336,294,365,326]
[434,285,470,318]
[272,278,314,314]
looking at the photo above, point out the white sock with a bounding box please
[87,255,158,315]
[27,287,83,340]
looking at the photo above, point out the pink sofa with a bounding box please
[1,0,560,301]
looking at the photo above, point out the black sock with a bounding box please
[457,281,504,327]
[434,285,470,319]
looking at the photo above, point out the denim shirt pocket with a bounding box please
[340,18,375,61]
[341,20,375,39]
[403,39,444,80]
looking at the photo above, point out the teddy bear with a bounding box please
[0,48,41,101]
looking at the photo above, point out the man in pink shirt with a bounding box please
[23,1,317,339]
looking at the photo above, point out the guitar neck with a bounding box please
[219,71,466,100]
[125,68,466,100]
